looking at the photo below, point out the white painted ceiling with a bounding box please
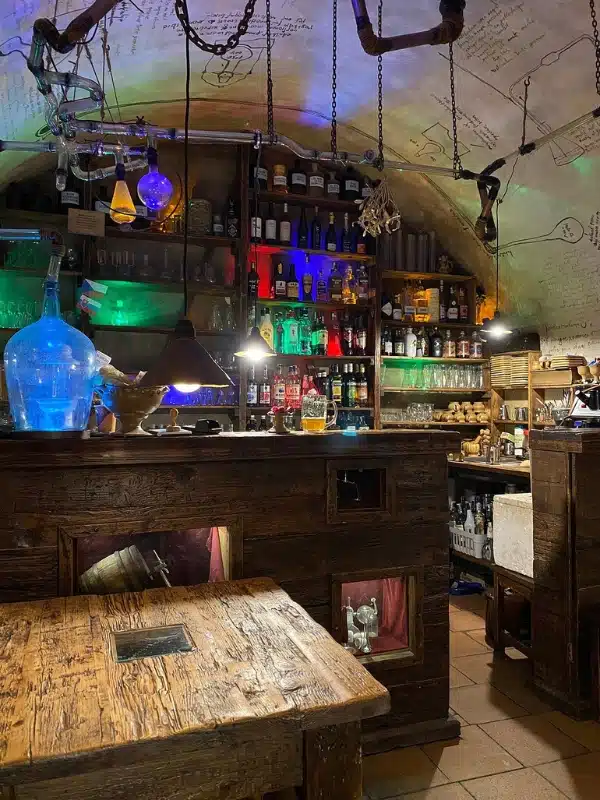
[2,0,600,354]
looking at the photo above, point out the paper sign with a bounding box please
[68,208,106,237]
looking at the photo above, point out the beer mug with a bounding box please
[301,391,337,433]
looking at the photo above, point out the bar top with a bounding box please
[0,578,389,784]
[530,427,600,453]
[0,429,460,470]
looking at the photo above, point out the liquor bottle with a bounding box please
[355,314,367,356]
[381,291,393,319]
[282,309,300,354]
[447,284,459,321]
[442,329,456,358]
[357,363,369,406]
[316,266,328,302]
[458,285,469,322]
[299,309,312,355]
[327,311,343,355]
[341,311,354,356]
[272,363,286,405]
[414,281,429,322]
[290,160,307,195]
[416,327,429,357]
[250,208,262,243]
[439,280,447,322]
[250,159,268,191]
[272,163,288,193]
[279,203,292,244]
[259,307,274,350]
[259,365,272,406]
[457,330,470,358]
[346,363,357,407]
[226,198,239,238]
[247,365,258,406]
[298,207,309,248]
[355,227,367,255]
[302,269,313,301]
[404,326,417,358]
[285,365,301,409]
[392,293,403,321]
[356,263,369,303]
[212,213,224,236]
[314,314,328,356]
[342,264,356,305]
[430,327,443,358]
[342,213,352,253]
[308,162,325,197]
[325,213,338,252]
[329,262,343,301]
[361,176,373,200]
[382,326,393,356]
[60,170,81,211]
[286,262,299,299]
[464,503,475,536]
[329,364,343,403]
[246,414,258,431]
[248,261,259,298]
[342,166,361,201]
[474,501,485,537]
[403,282,416,322]
[311,208,322,250]
[393,327,405,356]
[311,313,320,355]
[470,330,483,358]
[326,171,341,199]
[273,262,287,298]
[274,312,284,353]
[258,415,268,431]
[265,203,277,244]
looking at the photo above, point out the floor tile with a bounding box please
[451,651,531,686]
[451,632,489,659]
[462,767,569,799]
[402,784,473,800]
[480,715,587,767]
[466,629,493,651]
[449,709,468,728]
[536,752,600,799]
[449,595,486,616]
[450,684,528,725]
[423,724,521,782]
[363,747,448,799]
[542,711,600,752]
[450,666,475,689]
[492,673,554,715]
[450,610,486,633]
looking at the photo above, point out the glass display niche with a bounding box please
[341,576,409,660]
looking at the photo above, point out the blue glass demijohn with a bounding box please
[4,277,97,432]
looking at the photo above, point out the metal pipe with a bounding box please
[31,0,121,55]
[0,229,42,242]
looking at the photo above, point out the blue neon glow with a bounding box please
[137,168,174,212]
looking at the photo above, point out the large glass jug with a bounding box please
[4,278,97,432]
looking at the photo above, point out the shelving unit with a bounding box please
[249,190,359,213]
[255,244,373,262]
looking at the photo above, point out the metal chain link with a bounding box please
[330,0,338,159]
[520,76,530,148]
[174,0,258,56]
[591,0,600,95]
[265,0,274,142]
[377,0,384,170]
[448,40,462,178]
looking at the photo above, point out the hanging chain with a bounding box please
[265,0,275,142]
[377,0,384,170]
[520,76,530,149]
[330,0,338,160]
[448,41,462,178]
[590,0,600,95]
[174,0,258,56]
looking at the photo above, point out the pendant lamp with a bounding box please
[234,327,276,362]
[481,205,513,341]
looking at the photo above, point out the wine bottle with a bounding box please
[226,198,239,238]
[447,284,459,321]
[342,167,360,201]
[308,162,325,197]
[265,203,277,244]
[326,212,338,252]
[290,159,307,195]
[326,172,341,199]
[286,262,300,299]
[250,208,262,243]
[298,207,309,248]
[248,261,259,298]
[279,203,291,244]
[274,262,287,298]
[342,213,352,253]
[311,207,322,250]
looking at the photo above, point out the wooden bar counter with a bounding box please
[0,429,459,751]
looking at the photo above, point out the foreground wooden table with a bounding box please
[0,578,389,800]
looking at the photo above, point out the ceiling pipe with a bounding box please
[350,0,466,56]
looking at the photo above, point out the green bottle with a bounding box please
[282,308,300,354]
[299,309,312,355]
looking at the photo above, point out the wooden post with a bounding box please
[302,722,362,800]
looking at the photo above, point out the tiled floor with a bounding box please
[363,594,600,799]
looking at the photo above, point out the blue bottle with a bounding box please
[4,255,96,432]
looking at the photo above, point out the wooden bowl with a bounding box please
[98,384,168,435]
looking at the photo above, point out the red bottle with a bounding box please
[327,311,343,356]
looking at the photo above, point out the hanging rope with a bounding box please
[265,0,275,142]
[330,0,338,160]
[448,40,462,178]
[520,77,530,150]
[376,0,384,169]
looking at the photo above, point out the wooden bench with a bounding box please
[0,578,389,800]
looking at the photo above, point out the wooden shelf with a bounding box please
[256,298,370,311]
[94,279,236,296]
[383,421,491,428]
[0,267,81,277]
[91,325,238,336]
[268,354,374,361]
[492,419,528,425]
[448,459,531,477]
[381,387,489,394]
[247,405,374,413]
[160,405,239,412]
[382,270,475,282]
[0,210,67,228]
[491,385,529,391]
[452,549,493,568]
[249,190,360,214]
[100,230,237,247]
[382,320,481,330]
[382,356,487,364]
[255,244,374,262]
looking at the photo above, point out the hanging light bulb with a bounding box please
[137,146,173,212]
[234,327,277,362]
[109,158,136,225]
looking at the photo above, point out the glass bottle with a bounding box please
[327,311,343,356]
[259,307,274,350]
[458,285,469,322]
[414,280,429,322]
[342,166,361,201]
[286,262,299,299]
[246,413,258,431]
[274,312,284,353]
[346,363,357,406]
[403,282,416,322]
[457,330,470,358]
[311,207,322,250]
[430,326,443,358]
[285,365,301,408]
[329,363,342,403]
[356,263,369,303]
[290,160,307,195]
[308,162,325,197]
[5,268,96,432]
[382,326,393,356]
[357,363,369,406]
[297,207,309,248]
[212,213,224,236]
[361,176,373,200]
[355,314,367,356]
[329,262,343,302]
[447,284,459,321]
[250,207,262,243]
[60,169,81,211]
[326,213,338,252]
[226,198,239,238]
[247,365,258,406]
[439,280,447,322]
[393,327,405,356]
[259,365,271,406]
[250,160,268,191]
[272,363,286,405]
[265,203,277,244]
[326,172,341,199]
[470,330,483,358]
[342,213,352,253]
[279,203,292,244]
[417,327,429,357]
[404,325,417,358]
[316,266,328,302]
[299,309,312,355]
[272,163,288,193]
[442,329,456,358]
[273,262,287,298]
[341,310,354,356]
[248,261,259,298]
[302,268,313,301]
[282,309,300,354]
[342,264,356,305]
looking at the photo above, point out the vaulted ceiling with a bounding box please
[2,0,600,354]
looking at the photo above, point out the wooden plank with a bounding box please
[302,722,362,800]
[0,549,57,604]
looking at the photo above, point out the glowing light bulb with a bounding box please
[174,383,201,393]
[137,147,173,211]
[109,161,136,225]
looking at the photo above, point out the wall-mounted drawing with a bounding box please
[494,217,585,254]
[201,41,266,88]
[415,122,471,162]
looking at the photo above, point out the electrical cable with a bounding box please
[182,0,192,318]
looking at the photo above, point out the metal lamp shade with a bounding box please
[234,327,276,361]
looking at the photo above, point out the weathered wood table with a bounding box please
[0,577,389,800]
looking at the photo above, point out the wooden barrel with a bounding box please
[79,545,151,595]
